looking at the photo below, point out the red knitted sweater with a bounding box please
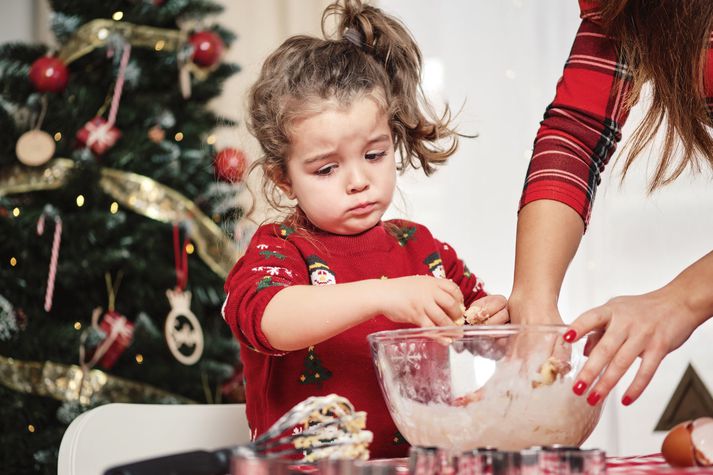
[222,219,487,458]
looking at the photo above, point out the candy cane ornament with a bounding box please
[37,213,62,312]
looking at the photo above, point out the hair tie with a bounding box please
[343,27,366,48]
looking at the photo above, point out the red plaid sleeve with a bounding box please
[522,1,713,227]
[435,239,487,307]
[222,224,308,355]
[519,4,633,228]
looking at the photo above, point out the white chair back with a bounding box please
[57,403,249,475]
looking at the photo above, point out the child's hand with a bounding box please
[462,295,509,325]
[376,276,464,327]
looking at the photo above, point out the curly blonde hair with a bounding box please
[246,0,461,220]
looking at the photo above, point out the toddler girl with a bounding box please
[222,0,508,458]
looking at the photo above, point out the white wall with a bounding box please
[0,0,37,44]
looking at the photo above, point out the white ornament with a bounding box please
[15,130,55,166]
[165,289,204,365]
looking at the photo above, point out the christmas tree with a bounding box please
[0,1,247,473]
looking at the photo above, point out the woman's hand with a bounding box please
[376,276,464,327]
[564,288,700,407]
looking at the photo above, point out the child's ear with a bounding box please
[278,181,295,200]
[267,163,296,199]
[275,175,296,200]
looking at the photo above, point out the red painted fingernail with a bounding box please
[572,380,588,396]
[563,329,577,343]
[622,395,633,406]
[587,391,602,406]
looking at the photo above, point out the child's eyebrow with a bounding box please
[303,152,336,164]
[303,135,390,164]
[367,134,390,145]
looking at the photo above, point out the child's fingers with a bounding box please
[426,303,456,327]
[484,307,509,325]
[435,290,465,321]
[475,294,507,315]
[438,278,465,305]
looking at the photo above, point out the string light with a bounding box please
[76,195,85,207]
[135,354,144,364]
[206,134,217,145]
[154,40,165,51]
[174,132,184,142]
[110,202,119,214]
[112,11,124,21]
[27,424,35,433]
[54,132,62,141]
[10,257,17,267]
[12,207,20,217]
[97,28,109,40]
[185,243,195,255]
[74,322,82,330]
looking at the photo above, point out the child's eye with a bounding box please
[365,151,387,161]
[316,164,336,176]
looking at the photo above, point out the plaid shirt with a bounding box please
[519,0,713,227]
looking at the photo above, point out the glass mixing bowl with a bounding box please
[368,325,604,451]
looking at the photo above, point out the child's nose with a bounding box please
[347,166,369,194]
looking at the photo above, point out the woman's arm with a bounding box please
[511,11,632,321]
[509,200,584,324]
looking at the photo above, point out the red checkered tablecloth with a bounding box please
[607,453,713,474]
[362,454,713,473]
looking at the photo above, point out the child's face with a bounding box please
[282,96,396,235]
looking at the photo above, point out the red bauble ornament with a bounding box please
[29,56,69,93]
[215,147,248,182]
[189,31,224,68]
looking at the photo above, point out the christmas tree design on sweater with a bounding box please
[396,225,417,246]
[299,345,333,386]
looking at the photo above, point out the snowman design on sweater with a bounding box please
[424,252,446,278]
[307,255,337,286]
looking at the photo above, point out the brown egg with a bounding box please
[662,418,713,468]
[662,421,697,467]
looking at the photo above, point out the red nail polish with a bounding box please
[572,380,587,396]
[622,395,633,406]
[587,391,601,406]
[563,329,577,343]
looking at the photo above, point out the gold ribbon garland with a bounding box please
[0,355,195,405]
[59,19,185,65]
[0,159,241,277]
[57,18,212,81]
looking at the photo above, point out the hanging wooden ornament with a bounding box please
[16,96,55,167]
[164,222,203,365]
[16,130,56,166]
[164,288,204,366]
